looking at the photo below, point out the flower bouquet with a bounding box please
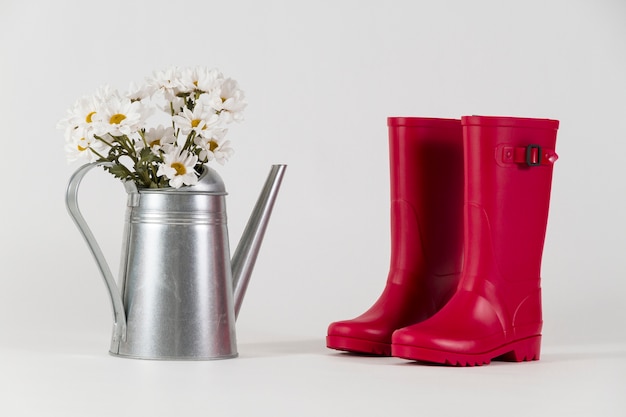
[58,66,246,188]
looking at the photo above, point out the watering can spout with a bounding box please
[231,164,287,319]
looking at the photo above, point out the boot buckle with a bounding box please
[525,144,542,167]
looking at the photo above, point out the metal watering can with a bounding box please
[66,163,286,360]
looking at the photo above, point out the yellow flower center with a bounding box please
[171,162,186,176]
[149,139,161,147]
[191,119,201,128]
[109,113,127,124]
[208,140,219,152]
[86,111,96,123]
[77,138,88,152]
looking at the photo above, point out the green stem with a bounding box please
[138,129,149,149]
[113,134,138,163]
[94,134,114,148]
[185,131,196,151]
[90,148,107,160]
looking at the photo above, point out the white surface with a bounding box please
[1,334,625,417]
[1,0,625,415]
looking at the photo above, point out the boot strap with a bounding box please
[499,144,558,167]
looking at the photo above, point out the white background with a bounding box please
[1,0,625,416]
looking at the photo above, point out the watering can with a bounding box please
[66,163,286,360]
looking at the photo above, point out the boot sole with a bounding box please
[326,335,392,356]
[392,335,541,366]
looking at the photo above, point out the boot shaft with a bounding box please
[461,116,559,283]
[386,117,463,276]
[388,117,463,203]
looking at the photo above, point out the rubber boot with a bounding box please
[326,117,464,356]
[391,115,559,366]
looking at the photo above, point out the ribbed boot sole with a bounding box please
[392,335,541,366]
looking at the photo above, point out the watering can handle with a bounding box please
[65,162,127,345]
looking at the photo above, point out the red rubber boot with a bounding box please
[392,115,559,366]
[326,117,464,356]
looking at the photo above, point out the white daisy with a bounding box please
[139,126,176,153]
[64,125,108,163]
[163,96,186,115]
[145,67,184,101]
[93,90,148,137]
[179,66,223,94]
[172,98,220,137]
[207,78,247,122]
[126,81,153,102]
[93,85,117,103]
[194,129,234,165]
[156,145,199,188]
[57,94,99,136]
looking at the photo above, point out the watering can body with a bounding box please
[116,181,236,359]
[66,163,286,360]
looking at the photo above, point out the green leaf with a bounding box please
[139,147,160,163]
[104,164,132,181]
